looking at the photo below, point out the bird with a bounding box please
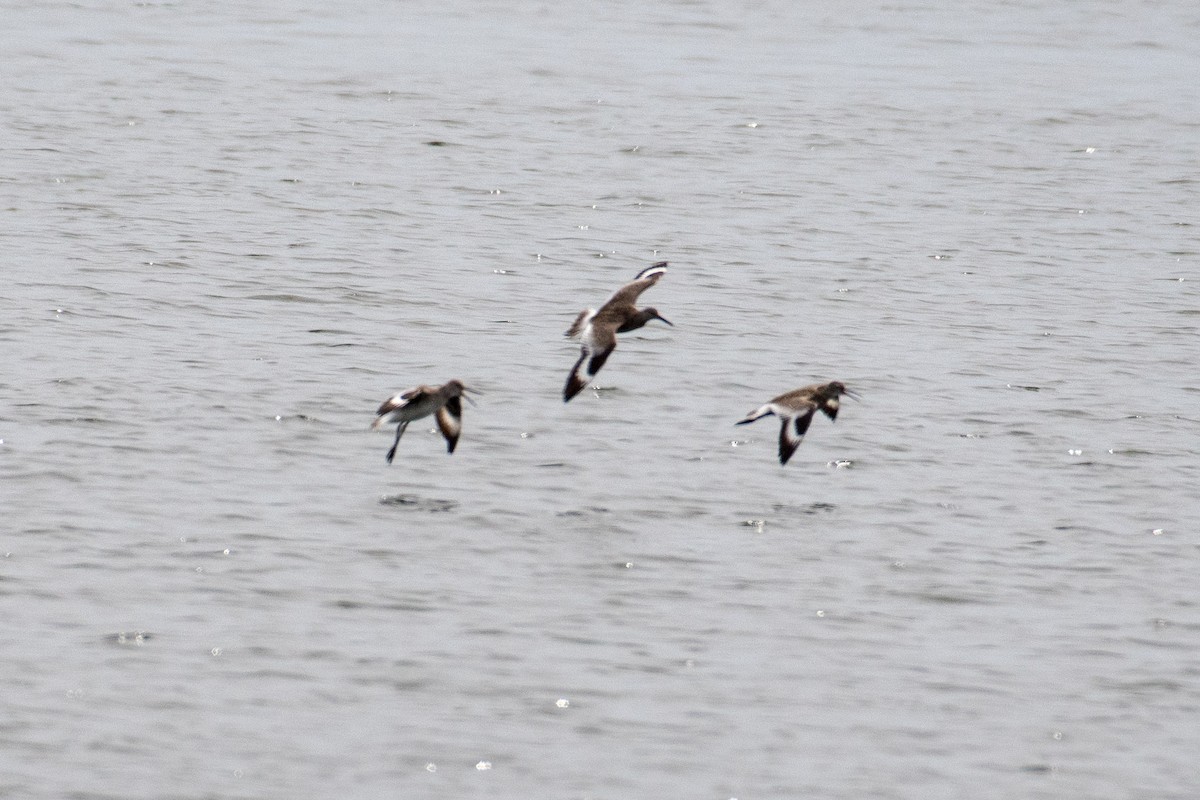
[563,261,673,402]
[735,381,859,465]
[371,380,477,463]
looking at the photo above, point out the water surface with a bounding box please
[3,1,1199,797]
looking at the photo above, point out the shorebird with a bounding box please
[371,380,477,463]
[736,381,859,465]
[563,261,673,402]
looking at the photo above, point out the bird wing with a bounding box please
[435,396,462,453]
[598,262,667,312]
[373,386,427,425]
[563,324,618,402]
[778,408,817,465]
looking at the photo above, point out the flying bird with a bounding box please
[372,380,477,463]
[736,381,859,465]
[563,262,673,402]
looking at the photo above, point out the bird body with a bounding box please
[372,380,474,463]
[563,262,672,402]
[736,381,858,465]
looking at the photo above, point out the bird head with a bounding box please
[643,308,673,327]
[828,381,861,401]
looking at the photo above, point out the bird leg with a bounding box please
[385,422,409,464]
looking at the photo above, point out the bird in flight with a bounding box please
[736,381,859,465]
[372,380,477,463]
[563,262,673,402]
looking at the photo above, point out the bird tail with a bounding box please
[736,404,774,425]
[565,309,595,339]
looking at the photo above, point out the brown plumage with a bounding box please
[371,380,476,463]
[736,381,859,465]
[563,262,673,402]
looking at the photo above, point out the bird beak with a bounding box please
[654,314,674,327]
[842,388,862,401]
[462,386,482,406]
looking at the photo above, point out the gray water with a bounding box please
[3,0,1200,797]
